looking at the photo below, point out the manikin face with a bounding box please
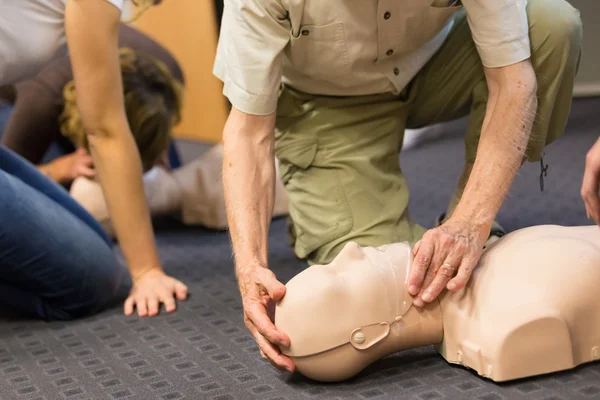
[275,241,414,358]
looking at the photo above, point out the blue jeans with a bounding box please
[0,146,131,320]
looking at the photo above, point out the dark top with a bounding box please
[0,24,184,164]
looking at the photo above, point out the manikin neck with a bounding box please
[384,299,444,352]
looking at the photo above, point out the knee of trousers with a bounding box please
[529,0,583,66]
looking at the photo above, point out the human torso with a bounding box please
[279,0,458,97]
[437,225,600,381]
[0,0,124,86]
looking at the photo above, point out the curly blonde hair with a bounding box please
[60,47,183,171]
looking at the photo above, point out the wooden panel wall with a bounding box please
[133,0,227,142]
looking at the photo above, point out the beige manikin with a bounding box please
[70,143,289,236]
[275,225,600,382]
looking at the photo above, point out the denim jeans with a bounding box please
[0,146,131,320]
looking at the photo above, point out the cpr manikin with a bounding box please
[275,225,600,382]
[70,143,289,236]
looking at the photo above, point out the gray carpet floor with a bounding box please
[0,97,599,400]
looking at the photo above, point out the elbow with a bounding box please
[82,114,130,141]
[486,60,538,102]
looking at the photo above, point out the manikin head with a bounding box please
[275,242,443,382]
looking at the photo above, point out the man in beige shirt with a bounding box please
[214,0,582,372]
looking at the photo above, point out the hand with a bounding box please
[581,138,600,224]
[407,217,489,307]
[124,268,188,317]
[237,265,295,372]
[53,148,96,184]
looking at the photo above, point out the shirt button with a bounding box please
[384,11,391,19]
[386,49,394,56]
[393,67,400,75]
[301,29,310,36]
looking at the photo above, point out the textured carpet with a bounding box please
[0,97,599,400]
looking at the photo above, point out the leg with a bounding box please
[407,0,582,218]
[275,87,425,265]
[167,140,182,169]
[0,146,112,245]
[0,146,131,320]
[0,103,13,134]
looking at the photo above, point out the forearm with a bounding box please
[222,110,276,273]
[88,123,161,279]
[37,162,59,183]
[453,62,537,228]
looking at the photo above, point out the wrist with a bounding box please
[450,203,495,235]
[130,264,163,282]
[39,162,55,181]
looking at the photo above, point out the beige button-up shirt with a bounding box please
[214,0,530,116]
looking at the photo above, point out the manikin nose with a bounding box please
[343,241,365,259]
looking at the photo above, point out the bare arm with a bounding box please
[64,0,187,316]
[410,59,538,305]
[223,108,276,273]
[222,107,293,371]
[65,0,159,277]
[452,59,537,232]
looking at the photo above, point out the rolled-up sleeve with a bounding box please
[461,0,530,68]
[213,0,290,115]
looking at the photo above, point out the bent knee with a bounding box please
[529,0,583,49]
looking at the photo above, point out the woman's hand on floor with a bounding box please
[581,137,600,225]
[124,269,188,317]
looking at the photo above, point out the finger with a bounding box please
[81,154,94,165]
[412,240,421,255]
[161,292,177,313]
[408,235,434,296]
[254,332,295,372]
[420,260,457,303]
[136,297,148,317]
[447,255,479,291]
[419,239,449,293]
[75,147,88,156]
[147,297,160,317]
[581,168,600,224]
[124,296,135,316]
[174,280,188,300]
[78,166,96,179]
[257,268,286,301]
[438,241,466,291]
[247,301,290,347]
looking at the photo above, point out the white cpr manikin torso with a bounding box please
[275,225,600,382]
[437,224,600,381]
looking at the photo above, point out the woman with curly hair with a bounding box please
[0,0,188,320]
[1,24,184,185]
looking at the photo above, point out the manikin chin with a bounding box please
[275,225,600,382]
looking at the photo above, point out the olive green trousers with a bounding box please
[275,0,582,265]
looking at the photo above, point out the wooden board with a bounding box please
[132,0,227,142]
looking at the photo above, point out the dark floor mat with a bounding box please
[0,97,599,400]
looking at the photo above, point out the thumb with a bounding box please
[259,269,286,301]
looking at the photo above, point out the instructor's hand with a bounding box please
[581,137,600,224]
[407,218,488,307]
[238,265,295,372]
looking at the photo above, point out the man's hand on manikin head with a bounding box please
[237,264,296,372]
